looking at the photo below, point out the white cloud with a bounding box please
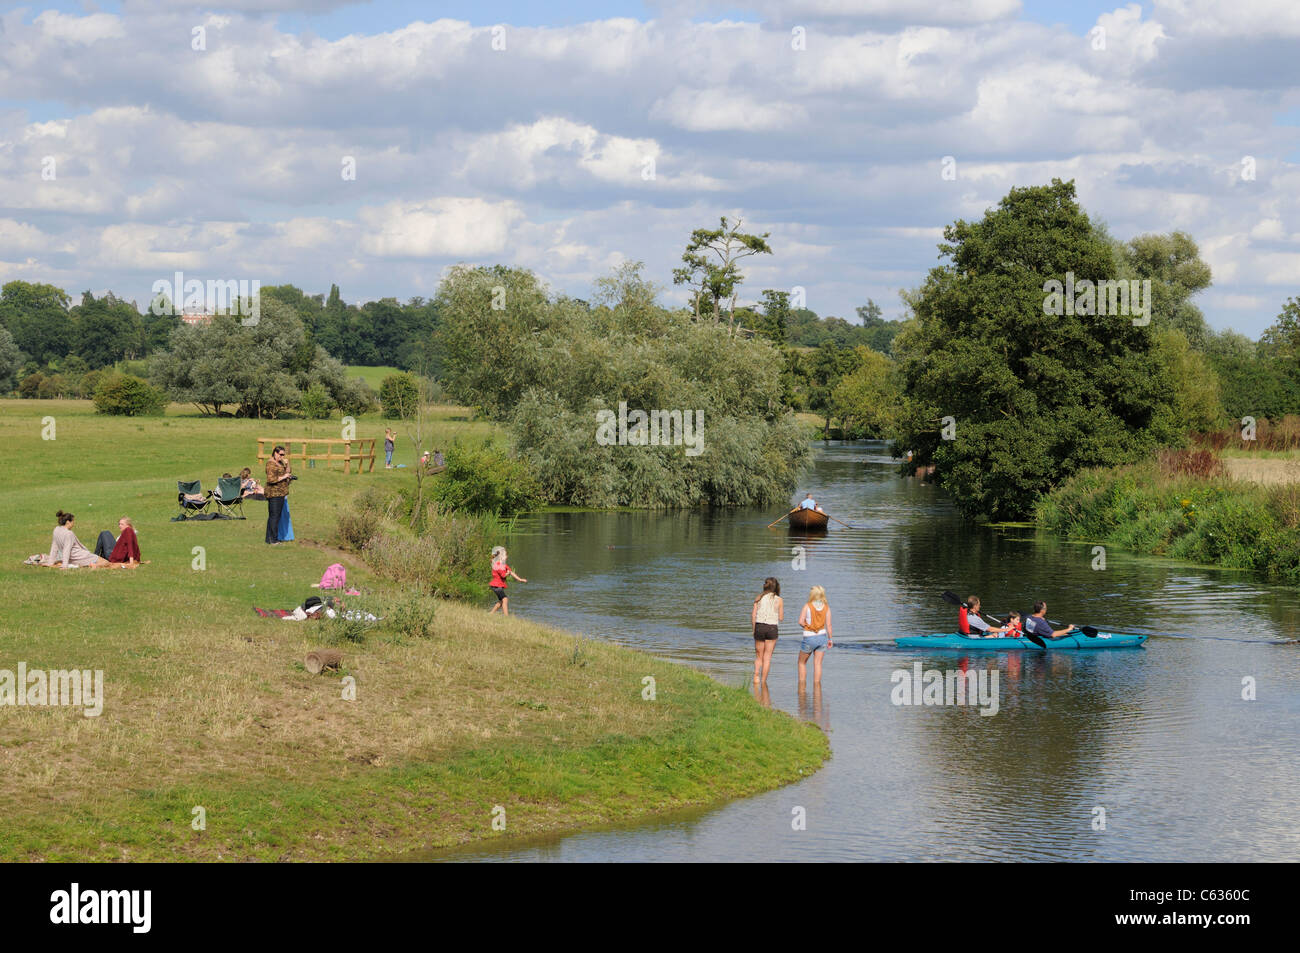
[359,198,523,258]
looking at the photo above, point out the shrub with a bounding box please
[323,614,368,644]
[379,372,420,419]
[92,374,167,416]
[339,484,498,599]
[336,487,388,551]
[1158,448,1225,479]
[299,382,334,419]
[384,594,439,639]
[430,440,542,516]
[336,379,378,417]
[78,369,107,399]
[17,372,43,398]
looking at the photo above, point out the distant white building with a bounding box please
[180,310,214,326]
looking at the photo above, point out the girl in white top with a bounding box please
[750,577,784,685]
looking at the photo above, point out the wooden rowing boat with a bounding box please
[787,507,830,531]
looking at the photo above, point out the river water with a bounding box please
[435,442,1300,862]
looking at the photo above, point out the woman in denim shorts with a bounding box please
[797,585,833,686]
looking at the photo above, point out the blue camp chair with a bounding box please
[177,480,211,519]
[211,476,246,519]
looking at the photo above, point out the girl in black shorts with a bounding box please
[750,577,784,684]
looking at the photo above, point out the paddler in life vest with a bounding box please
[960,596,1009,638]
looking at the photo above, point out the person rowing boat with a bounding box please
[1025,601,1075,641]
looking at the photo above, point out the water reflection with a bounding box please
[796,685,830,733]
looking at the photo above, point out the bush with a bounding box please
[343,495,495,600]
[299,382,334,419]
[384,594,439,639]
[336,487,389,551]
[1158,448,1225,479]
[1037,460,1300,581]
[92,374,167,416]
[379,372,420,419]
[17,372,43,398]
[430,440,542,516]
[323,614,368,645]
[78,369,107,399]
[336,379,378,417]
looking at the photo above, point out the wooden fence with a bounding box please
[256,438,377,474]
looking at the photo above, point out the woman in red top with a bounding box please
[489,545,527,616]
[108,517,142,566]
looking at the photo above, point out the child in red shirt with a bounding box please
[489,545,527,616]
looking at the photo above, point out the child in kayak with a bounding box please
[797,585,833,685]
[1003,611,1024,638]
[488,546,527,616]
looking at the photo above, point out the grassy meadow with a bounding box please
[0,399,827,861]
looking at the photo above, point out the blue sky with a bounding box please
[1,0,1298,336]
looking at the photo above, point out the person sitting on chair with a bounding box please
[239,467,264,498]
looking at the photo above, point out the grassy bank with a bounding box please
[0,399,827,860]
[1036,457,1300,580]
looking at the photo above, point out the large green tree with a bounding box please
[893,179,1182,519]
[0,281,72,365]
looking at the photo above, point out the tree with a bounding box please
[831,348,899,437]
[672,216,773,333]
[0,281,72,364]
[379,372,420,419]
[70,291,144,367]
[758,290,790,345]
[1121,232,1213,347]
[893,179,1182,520]
[0,324,22,394]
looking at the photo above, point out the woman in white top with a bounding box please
[36,511,109,568]
[750,577,784,685]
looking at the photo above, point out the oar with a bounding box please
[766,508,797,529]
[1046,618,1099,638]
[825,513,854,529]
[941,591,1045,647]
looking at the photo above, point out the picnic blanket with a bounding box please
[252,607,294,618]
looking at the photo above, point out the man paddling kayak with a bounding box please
[1026,601,1075,641]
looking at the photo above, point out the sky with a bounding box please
[1,0,1298,336]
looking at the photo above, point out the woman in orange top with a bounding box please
[797,585,833,686]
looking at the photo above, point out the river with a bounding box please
[432,441,1300,862]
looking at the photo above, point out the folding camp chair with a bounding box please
[211,476,246,519]
[176,479,211,519]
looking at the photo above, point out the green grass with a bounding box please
[346,365,403,391]
[0,399,827,860]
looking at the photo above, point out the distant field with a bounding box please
[346,365,402,391]
[1224,456,1300,485]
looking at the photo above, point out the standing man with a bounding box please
[265,444,292,545]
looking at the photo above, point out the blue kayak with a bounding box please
[895,632,1147,650]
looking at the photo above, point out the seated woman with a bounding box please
[239,466,265,498]
[108,517,142,567]
[33,511,109,569]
